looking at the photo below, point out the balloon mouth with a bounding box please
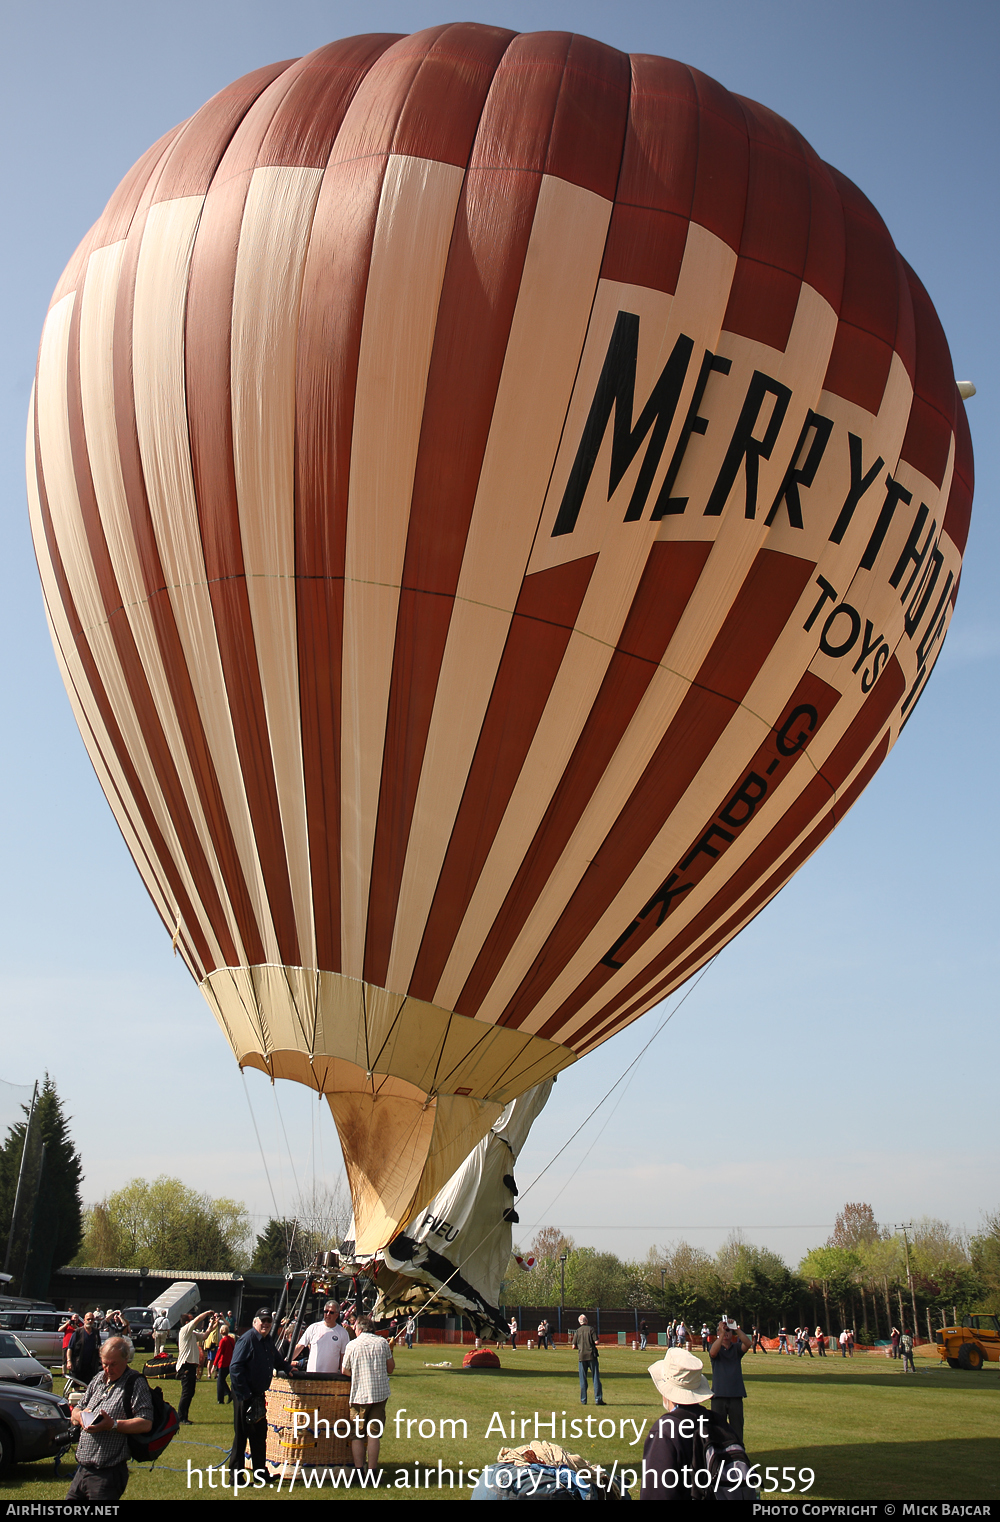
[200,964,576,1253]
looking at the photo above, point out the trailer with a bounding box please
[147,1282,199,1328]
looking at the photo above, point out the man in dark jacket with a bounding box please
[570,1315,605,1405]
[227,1309,288,1480]
[69,1312,102,1384]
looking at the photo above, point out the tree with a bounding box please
[0,1076,83,1296]
[828,1203,884,1250]
[249,1217,326,1275]
[800,1244,859,1330]
[293,1181,351,1254]
[970,1209,1000,1314]
[74,1177,251,1271]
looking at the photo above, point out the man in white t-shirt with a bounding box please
[292,1301,350,1374]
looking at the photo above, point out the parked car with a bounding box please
[0,1379,74,1474]
[0,1311,65,1367]
[120,1307,156,1351]
[0,1333,54,1392]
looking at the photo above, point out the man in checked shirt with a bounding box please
[341,1315,395,1473]
[65,1336,152,1501]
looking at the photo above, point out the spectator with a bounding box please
[639,1319,649,1352]
[900,1327,915,1373]
[60,1311,82,1377]
[176,1310,214,1424]
[66,1337,152,1502]
[152,1310,171,1357]
[405,1315,417,1351]
[708,1319,751,1445]
[292,1301,350,1375]
[570,1315,605,1407]
[341,1316,395,1473]
[228,1308,289,1481]
[68,1312,102,1386]
[213,1321,235,1404]
[640,1348,734,1501]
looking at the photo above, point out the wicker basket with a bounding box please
[265,1375,353,1471]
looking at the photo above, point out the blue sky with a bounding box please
[2,0,997,1268]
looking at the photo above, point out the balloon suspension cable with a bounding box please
[239,1068,286,1252]
[387,957,718,1327]
[283,1273,312,1365]
[271,1081,301,1203]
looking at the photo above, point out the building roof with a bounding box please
[54,1266,282,1285]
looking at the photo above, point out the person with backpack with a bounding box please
[65,1336,152,1501]
[900,1328,916,1373]
[640,1347,756,1501]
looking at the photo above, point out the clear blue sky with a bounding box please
[2,0,997,1268]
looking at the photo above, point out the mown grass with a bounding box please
[2,1342,996,1501]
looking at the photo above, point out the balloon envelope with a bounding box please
[28,26,973,1251]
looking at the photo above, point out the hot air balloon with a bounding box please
[27,26,973,1254]
[341,1079,554,1335]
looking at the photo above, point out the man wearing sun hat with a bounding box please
[640,1348,738,1501]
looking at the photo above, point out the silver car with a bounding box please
[0,1332,53,1392]
[0,1311,65,1368]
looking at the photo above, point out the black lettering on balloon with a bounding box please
[775,704,819,755]
[718,772,768,829]
[889,503,936,598]
[820,603,862,658]
[679,824,736,873]
[600,872,695,969]
[653,349,733,517]
[764,410,834,528]
[599,692,832,972]
[860,643,890,692]
[860,475,913,569]
[915,570,954,666]
[828,433,884,543]
[851,619,886,675]
[903,545,942,635]
[551,311,694,536]
[704,371,792,519]
[803,576,839,632]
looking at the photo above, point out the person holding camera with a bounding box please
[176,1309,214,1424]
[709,1318,751,1444]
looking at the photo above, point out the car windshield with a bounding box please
[0,1333,31,1358]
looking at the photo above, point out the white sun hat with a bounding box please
[647,1347,714,1405]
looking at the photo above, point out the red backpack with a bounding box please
[122,1371,180,1462]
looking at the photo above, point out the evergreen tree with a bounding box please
[249,1217,323,1274]
[0,1076,83,1296]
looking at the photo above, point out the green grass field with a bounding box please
[3,1343,996,1501]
